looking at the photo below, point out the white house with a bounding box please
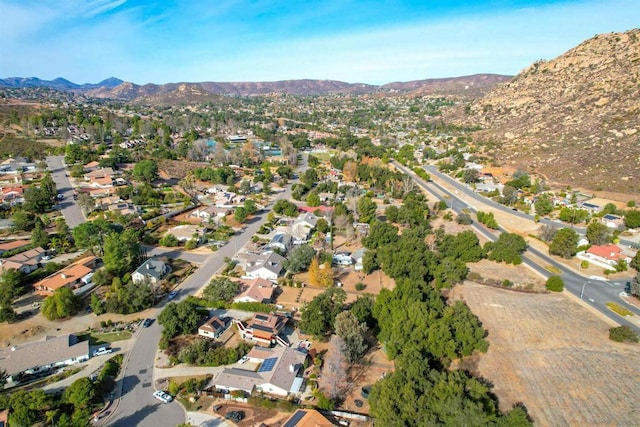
[198,316,231,340]
[267,233,293,254]
[291,213,318,243]
[0,334,90,386]
[204,346,306,397]
[332,252,353,266]
[132,258,169,285]
[165,224,203,243]
[244,252,286,281]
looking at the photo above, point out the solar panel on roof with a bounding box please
[258,357,277,372]
[283,410,307,427]
[256,314,269,321]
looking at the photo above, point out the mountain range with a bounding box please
[0,74,511,100]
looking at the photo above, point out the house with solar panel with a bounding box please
[203,345,307,398]
[235,312,289,347]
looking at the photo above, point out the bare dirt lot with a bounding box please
[451,282,640,426]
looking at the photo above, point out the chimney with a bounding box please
[289,363,296,373]
[61,273,67,279]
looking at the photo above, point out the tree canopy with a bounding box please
[41,287,82,320]
[202,276,240,302]
[299,287,347,338]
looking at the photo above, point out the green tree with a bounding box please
[23,186,54,213]
[102,230,140,277]
[299,287,347,338]
[12,210,37,231]
[559,207,588,224]
[334,311,368,363]
[132,159,159,183]
[545,275,564,292]
[90,293,105,315]
[273,200,299,217]
[41,287,81,320]
[534,195,554,216]
[586,221,611,245]
[234,206,249,223]
[0,269,21,322]
[362,220,398,250]
[158,301,201,338]
[630,251,640,272]
[350,294,376,329]
[203,276,240,302]
[71,219,114,253]
[437,230,484,263]
[31,220,50,248]
[159,234,179,247]
[357,196,377,223]
[64,377,96,408]
[624,210,640,228]
[462,168,479,184]
[283,244,316,273]
[484,233,527,264]
[316,218,330,234]
[549,228,579,258]
[306,192,321,207]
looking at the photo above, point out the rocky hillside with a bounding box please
[446,29,640,194]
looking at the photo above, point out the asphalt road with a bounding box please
[45,155,86,228]
[423,164,636,247]
[393,161,640,332]
[108,156,307,427]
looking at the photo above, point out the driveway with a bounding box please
[46,155,86,228]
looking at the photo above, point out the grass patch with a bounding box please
[606,302,634,317]
[77,331,133,345]
[545,266,562,274]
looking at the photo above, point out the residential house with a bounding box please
[0,334,91,385]
[291,213,318,243]
[332,252,353,266]
[602,214,625,229]
[579,201,602,213]
[267,233,293,254]
[283,409,335,427]
[131,258,169,285]
[165,224,203,243]
[198,316,231,340]
[580,244,633,270]
[236,312,288,346]
[189,205,232,223]
[244,252,286,281]
[2,247,46,274]
[0,185,26,206]
[204,346,306,397]
[84,167,114,182]
[352,248,366,272]
[0,240,31,255]
[233,278,275,304]
[83,160,100,172]
[33,256,96,296]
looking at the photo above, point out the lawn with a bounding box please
[76,330,133,345]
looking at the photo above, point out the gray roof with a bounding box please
[207,347,306,394]
[133,258,167,281]
[0,334,90,376]
[245,252,286,276]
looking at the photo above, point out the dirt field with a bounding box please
[450,282,640,426]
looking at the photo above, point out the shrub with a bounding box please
[502,279,513,287]
[545,275,564,292]
[355,282,366,291]
[609,325,639,343]
[580,260,590,269]
[606,302,634,317]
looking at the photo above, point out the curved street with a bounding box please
[392,161,640,333]
[105,156,306,426]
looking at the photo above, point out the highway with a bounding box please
[45,155,86,228]
[392,161,640,333]
[107,156,306,427]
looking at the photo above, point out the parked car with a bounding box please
[153,390,173,403]
[57,194,64,200]
[238,355,249,364]
[41,254,52,261]
[225,411,245,422]
[167,291,178,300]
[143,318,153,328]
[93,347,113,356]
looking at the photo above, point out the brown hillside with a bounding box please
[445,29,640,194]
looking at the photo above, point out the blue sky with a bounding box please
[1,0,638,85]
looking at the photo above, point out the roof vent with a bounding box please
[61,273,67,279]
[11,346,17,351]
